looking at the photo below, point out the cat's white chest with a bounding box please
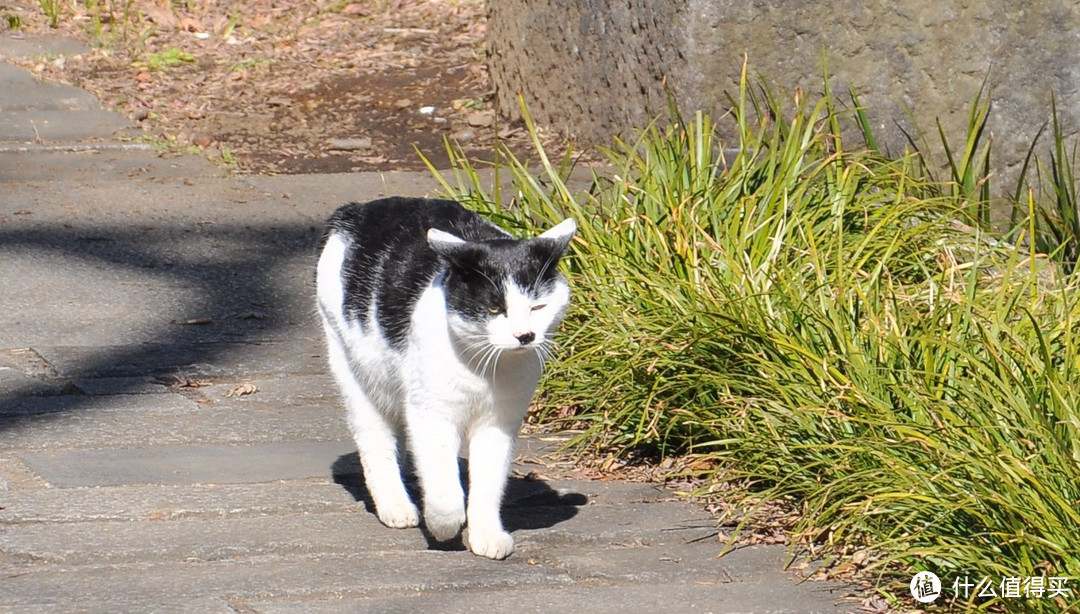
[403,284,542,423]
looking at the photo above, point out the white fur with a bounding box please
[316,231,571,560]
[426,227,467,247]
[538,217,577,242]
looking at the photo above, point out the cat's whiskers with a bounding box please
[477,344,501,380]
[534,342,552,365]
[458,335,503,380]
[461,337,495,373]
[490,348,504,381]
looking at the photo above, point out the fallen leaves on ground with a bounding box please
[4,0,547,173]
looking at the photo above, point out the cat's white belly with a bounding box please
[339,314,405,415]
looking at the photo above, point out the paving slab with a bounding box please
[0,552,572,610]
[244,580,853,614]
[3,389,198,417]
[0,455,49,491]
[1,598,236,614]
[0,34,91,57]
[2,512,434,565]
[0,480,359,523]
[0,62,131,143]
[0,147,218,182]
[17,440,357,487]
[0,62,102,112]
[0,359,68,398]
[0,476,660,523]
[0,499,709,566]
[0,395,347,450]
[25,342,328,380]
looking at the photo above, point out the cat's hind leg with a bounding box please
[324,332,419,529]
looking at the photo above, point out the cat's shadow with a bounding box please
[331,452,588,552]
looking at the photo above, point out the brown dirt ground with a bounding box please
[2,0,538,173]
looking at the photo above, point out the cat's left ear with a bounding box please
[427,228,467,258]
[537,218,577,254]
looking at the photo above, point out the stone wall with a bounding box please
[487,0,685,142]
[487,0,1080,189]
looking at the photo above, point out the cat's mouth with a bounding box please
[486,340,534,352]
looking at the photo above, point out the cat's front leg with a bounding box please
[407,415,467,541]
[464,423,517,559]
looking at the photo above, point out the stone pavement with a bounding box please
[0,36,858,613]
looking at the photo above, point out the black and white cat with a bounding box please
[316,197,575,559]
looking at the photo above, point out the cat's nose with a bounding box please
[515,332,535,346]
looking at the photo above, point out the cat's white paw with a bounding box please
[374,500,420,529]
[424,505,466,541]
[466,527,515,560]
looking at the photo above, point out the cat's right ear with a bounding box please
[537,218,577,254]
[427,228,467,258]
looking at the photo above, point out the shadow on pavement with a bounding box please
[331,451,587,550]
[0,220,324,430]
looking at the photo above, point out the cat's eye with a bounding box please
[531,304,547,312]
[487,306,503,315]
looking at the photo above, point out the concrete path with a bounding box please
[0,36,857,613]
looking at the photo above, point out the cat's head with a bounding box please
[427,219,576,352]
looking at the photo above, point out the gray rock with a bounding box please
[451,128,475,143]
[327,137,373,151]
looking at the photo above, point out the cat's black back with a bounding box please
[322,197,509,347]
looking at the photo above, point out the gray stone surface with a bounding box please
[18,440,357,487]
[0,36,859,613]
[248,582,849,614]
[0,393,348,450]
[488,0,1078,196]
[0,34,90,57]
[2,553,572,610]
[0,62,131,143]
[1,499,714,566]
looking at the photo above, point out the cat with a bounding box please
[315,196,576,560]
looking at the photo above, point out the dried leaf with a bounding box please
[171,317,213,325]
[225,383,259,398]
[177,17,204,32]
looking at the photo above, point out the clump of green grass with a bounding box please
[133,46,196,71]
[430,63,1080,612]
[37,0,62,28]
[1027,96,1080,275]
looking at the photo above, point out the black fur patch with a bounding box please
[320,197,568,350]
